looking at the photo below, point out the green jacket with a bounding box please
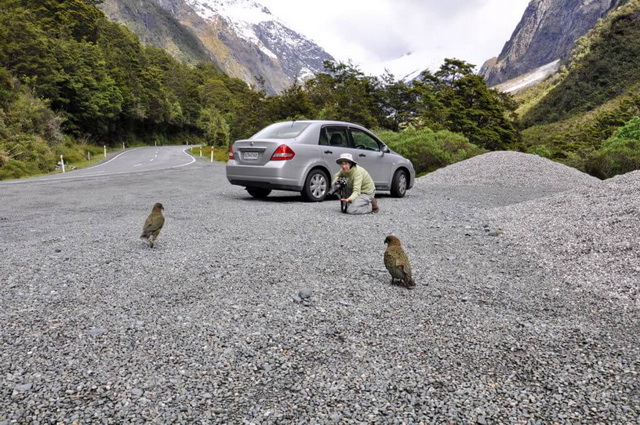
[334,165,375,202]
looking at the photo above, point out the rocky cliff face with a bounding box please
[98,0,214,65]
[99,0,334,94]
[480,0,627,86]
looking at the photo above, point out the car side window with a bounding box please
[350,129,380,151]
[324,127,350,148]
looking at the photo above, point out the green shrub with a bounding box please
[58,141,85,164]
[0,158,41,180]
[377,127,486,176]
[526,144,553,159]
[0,133,57,177]
[27,137,55,168]
[7,89,65,145]
[613,115,640,140]
[590,116,640,178]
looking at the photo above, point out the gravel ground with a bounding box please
[0,151,638,424]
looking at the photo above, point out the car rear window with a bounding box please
[251,122,311,139]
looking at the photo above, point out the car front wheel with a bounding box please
[246,187,272,198]
[390,169,407,198]
[301,169,329,202]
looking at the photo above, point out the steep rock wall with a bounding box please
[480,0,626,86]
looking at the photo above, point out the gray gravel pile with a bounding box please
[0,152,638,424]
[418,151,601,191]
[487,170,640,310]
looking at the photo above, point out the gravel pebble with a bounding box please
[0,151,637,423]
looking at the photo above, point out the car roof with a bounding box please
[278,120,365,127]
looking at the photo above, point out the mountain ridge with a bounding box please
[99,0,335,94]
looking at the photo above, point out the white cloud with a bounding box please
[262,0,529,77]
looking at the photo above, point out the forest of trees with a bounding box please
[0,0,638,180]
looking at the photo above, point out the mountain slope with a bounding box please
[480,0,628,86]
[521,1,640,126]
[98,0,213,65]
[99,0,335,94]
[514,0,640,177]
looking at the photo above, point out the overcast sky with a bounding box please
[261,0,531,78]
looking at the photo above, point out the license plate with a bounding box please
[243,151,259,160]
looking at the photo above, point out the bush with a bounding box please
[0,159,37,180]
[613,115,640,140]
[378,127,485,176]
[8,88,65,145]
[58,140,85,164]
[526,144,553,159]
[7,134,56,167]
[0,133,59,178]
[590,116,640,178]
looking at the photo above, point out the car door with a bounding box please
[347,127,392,187]
[319,125,352,179]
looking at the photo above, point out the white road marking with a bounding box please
[81,148,143,171]
[175,147,197,167]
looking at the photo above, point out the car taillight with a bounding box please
[228,146,235,160]
[270,144,295,160]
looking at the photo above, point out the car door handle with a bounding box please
[323,150,333,154]
[358,153,366,157]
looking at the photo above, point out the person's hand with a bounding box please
[341,198,350,203]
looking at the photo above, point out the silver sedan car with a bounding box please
[226,120,416,201]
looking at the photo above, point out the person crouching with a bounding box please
[333,153,379,214]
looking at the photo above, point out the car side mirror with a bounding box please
[381,145,391,154]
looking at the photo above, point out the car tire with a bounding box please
[301,169,329,202]
[390,169,408,198]
[246,187,272,198]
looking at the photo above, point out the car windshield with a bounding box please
[251,122,311,139]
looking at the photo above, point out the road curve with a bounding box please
[0,145,197,185]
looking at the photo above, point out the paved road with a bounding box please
[0,145,196,184]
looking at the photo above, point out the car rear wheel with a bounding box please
[246,187,272,198]
[301,169,329,202]
[390,169,407,198]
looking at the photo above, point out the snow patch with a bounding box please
[494,60,561,93]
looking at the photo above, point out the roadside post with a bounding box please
[103,145,106,158]
[211,146,214,162]
[60,155,65,173]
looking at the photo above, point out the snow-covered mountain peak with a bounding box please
[186,0,288,59]
[186,0,274,24]
[184,0,334,84]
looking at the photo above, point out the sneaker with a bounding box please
[371,198,379,213]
